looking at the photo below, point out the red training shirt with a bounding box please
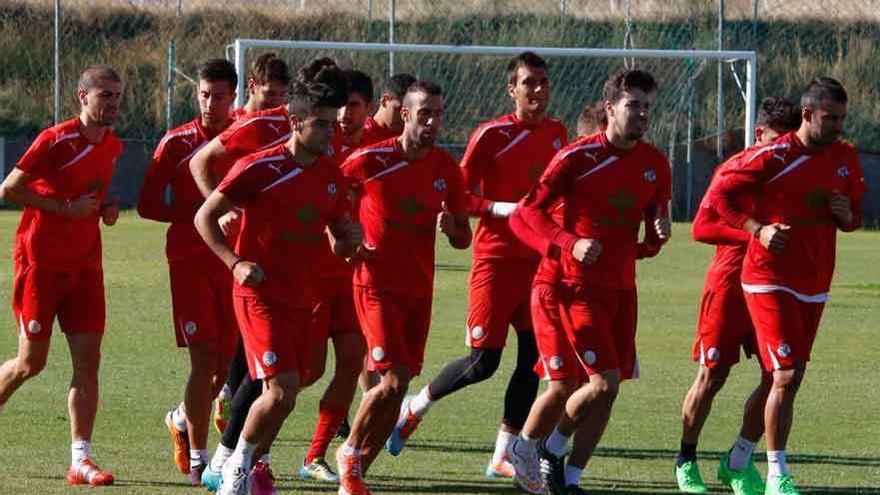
[14,117,123,271]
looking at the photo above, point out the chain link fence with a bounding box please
[2,0,878,220]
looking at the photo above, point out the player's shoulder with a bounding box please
[36,118,80,149]
[741,132,799,165]
[556,132,604,162]
[542,116,568,133]
[229,106,289,131]
[346,138,398,162]
[471,113,518,141]
[158,119,201,148]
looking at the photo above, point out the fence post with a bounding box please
[716,0,725,159]
[54,0,60,125]
[388,0,395,77]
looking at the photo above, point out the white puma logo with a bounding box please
[267,122,281,135]
[583,151,598,162]
[497,128,512,138]
[376,155,390,166]
[267,163,283,174]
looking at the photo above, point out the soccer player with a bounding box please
[300,69,393,483]
[228,52,290,121]
[712,77,865,495]
[385,52,568,479]
[576,101,607,137]
[137,58,239,485]
[206,52,291,434]
[508,69,672,495]
[335,80,472,495]
[194,71,361,495]
[0,66,123,486]
[675,97,801,495]
[362,72,417,143]
[192,60,294,494]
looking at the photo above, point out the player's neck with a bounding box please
[604,129,638,151]
[242,100,261,114]
[373,112,398,132]
[344,127,365,147]
[515,108,545,126]
[202,116,232,134]
[794,127,828,151]
[77,114,108,143]
[284,139,318,167]
[398,134,431,161]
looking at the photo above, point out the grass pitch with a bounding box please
[0,211,877,494]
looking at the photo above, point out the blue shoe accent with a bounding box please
[385,396,413,456]
[201,466,222,492]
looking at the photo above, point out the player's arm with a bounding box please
[691,200,751,246]
[0,168,99,218]
[195,190,264,287]
[189,137,228,198]
[438,161,472,249]
[137,139,181,223]
[327,216,364,259]
[459,129,516,218]
[511,155,599,264]
[715,160,789,253]
[830,150,866,232]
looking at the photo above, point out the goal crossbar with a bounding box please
[232,38,758,147]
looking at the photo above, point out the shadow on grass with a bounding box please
[407,440,880,468]
[435,262,470,272]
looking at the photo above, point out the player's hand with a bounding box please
[66,192,100,218]
[232,260,265,287]
[572,238,602,265]
[347,243,375,265]
[219,209,242,236]
[101,199,119,226]
[437,201,456,236]
[829,191,853,225]
[345,220,364,246]
[654,216,671,242]
[758,223,790,253]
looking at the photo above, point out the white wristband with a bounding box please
[488,201,517,218]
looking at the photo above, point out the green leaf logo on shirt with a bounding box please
[804,188,829,209]
[296,203,319,225]
[399,196,425,217]
[609,189,636,213]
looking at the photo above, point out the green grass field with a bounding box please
[0,211,877,494]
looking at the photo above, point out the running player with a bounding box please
[385,52,568,480]
[335,80,472,495]
[195,70,360,495]
[508,69,672,495]
[300,69,397,483]
[137,58,239,485]
[675,97,800,495]
[712,77,865,495]
[0,66,124,487]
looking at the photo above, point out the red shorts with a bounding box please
[532,282,586,382]
[744,291,825,372]
[312,277,360,343]
[692,285,756,368]
[233,296,312,380]
[169,257,238,359]
[354,286,432,376]
[12,263,105,340]
[466,258,537,349]
[533,282,639,381]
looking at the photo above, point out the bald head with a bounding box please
[78,66,122,93]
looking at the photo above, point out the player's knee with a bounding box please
[772,366,805,390]
[593,378,619,403]
[547,379,579,401]
[379,370,410,401]
[469,348,502,382]
[699,366,729,394]
[16,357,46,380]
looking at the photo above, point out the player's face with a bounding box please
[607,88,655,141]
[402,92,444,148]
[298,105,338,156]
[198,79,235,130]
[338,92,371,136]
[79,79,123,127]
[509,65,550,116]
[250,79,288,110]
[805,99,846,146]
[382,94,405,129]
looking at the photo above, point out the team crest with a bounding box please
[777,343,791,358]
[552,137,562,150]
[434,178,447,192]
[837,166,849,179]
[327,183,338,195]
[644,169,657,184]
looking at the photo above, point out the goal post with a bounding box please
[231,38,757,148]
